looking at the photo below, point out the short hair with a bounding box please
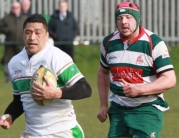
[23,14,48,31]
[59,0,67,4]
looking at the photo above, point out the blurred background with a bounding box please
[0,0,179,45]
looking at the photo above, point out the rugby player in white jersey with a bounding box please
[0,14,92,138]
[97,1,176,138]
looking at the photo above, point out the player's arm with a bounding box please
[32,76,92,100]
[123,70,176,97]
[97,65,110,108]
[97,65,110,122]
[139,70,176,95]
[0,114,12,129]
[60,77,92,100]
[142,40,177,94]
[140,40,177,95]
[123,41,176,97]
[3,95,23,122]
[0,95,24,129]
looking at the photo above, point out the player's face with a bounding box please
[23,22,49,55]
[116,14,137,37]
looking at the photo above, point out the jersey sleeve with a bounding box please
[100,33,115,69]
[152,35,174,74]
[8,60,21,95]
[11,81,20,95]
[100,42,109,69]
[54,53,84,87]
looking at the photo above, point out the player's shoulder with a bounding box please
[8,48,26,66]
[48,44,71,57]
[103,31,118,41]
[103,30,119,45]
[47,44,73,63]
[144,28,162,40]
[144,28,163,46]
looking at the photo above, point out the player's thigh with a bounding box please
[70,124,85,138]
[108,104,130,138]
[20,124,84,138]
[125,105,164,138]
[108,102,163,138]
[54,124,84,138]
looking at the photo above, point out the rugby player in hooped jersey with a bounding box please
[0,14,92,138]
[97,2,176,138]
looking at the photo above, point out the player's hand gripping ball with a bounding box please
[30,66,57,106]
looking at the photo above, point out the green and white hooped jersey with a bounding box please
[100,26,174,111]
[8,43,84,135]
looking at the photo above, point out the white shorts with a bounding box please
[20,125,84,138]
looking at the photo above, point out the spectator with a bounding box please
[21,0,31,16]
[48,0,78,60]
[97,1,176,138]
[0,1,27,82]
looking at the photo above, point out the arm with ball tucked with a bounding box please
[60,77,92,100]
[31,77,92,101]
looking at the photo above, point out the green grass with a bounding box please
[0,45,178,138]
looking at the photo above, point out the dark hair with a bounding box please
[23,14,48,31]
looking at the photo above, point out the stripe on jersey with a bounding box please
[106,50,153,67]
[12,78,31,94]
[57,63,82,87]
[71,125,84,138]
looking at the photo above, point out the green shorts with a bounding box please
[108,102,164,138]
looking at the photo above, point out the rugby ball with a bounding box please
[30,66,57,106]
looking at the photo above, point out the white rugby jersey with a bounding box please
[100,26,174,111]
[8,43,84,135]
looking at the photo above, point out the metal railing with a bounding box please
[0,0,179,45]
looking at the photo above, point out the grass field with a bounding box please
[0,45,178,138]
